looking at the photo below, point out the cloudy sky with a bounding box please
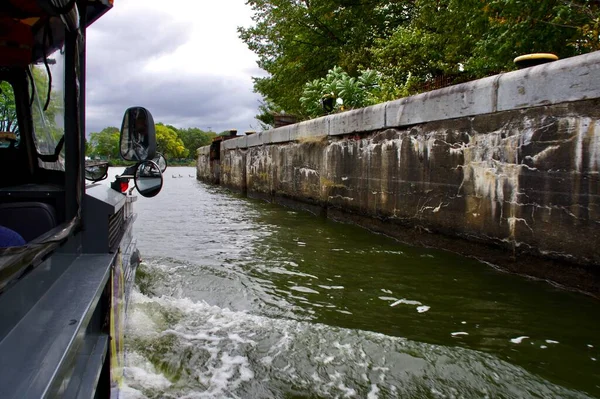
[85,0,264,134]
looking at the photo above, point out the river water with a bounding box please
[112,167,599,398]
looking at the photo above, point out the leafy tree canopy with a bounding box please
[177,127,217,158]
[86,124,217,161]
[372,0,600,87]
[0,81,18,135]
[88,127,120,159]
[239,0,414,117]
[155,124,188,159]
[241,0,599,120]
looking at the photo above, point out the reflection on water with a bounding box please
[111,167,599,398]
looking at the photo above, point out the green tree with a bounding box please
[88,127,120,159]
[177,127,216,158]
[467,0,599,74]
[370,0,600,93]
[155,124,188,159]
[0,81,18,134]
[242,0,599,120]
[254,99,283,130]
[85,139,92,156]
[239,0,413,117]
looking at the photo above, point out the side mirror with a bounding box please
[134,160,163,198]
[84,160,109,182]
[120,107,157,162]
[153,152,167,173]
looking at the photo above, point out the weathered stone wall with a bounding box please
[196,146,212,181]
[197,145,221,184]
[197,51,600,294]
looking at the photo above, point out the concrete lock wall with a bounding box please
[197,51,600,294]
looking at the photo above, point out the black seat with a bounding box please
[0,202,57,242]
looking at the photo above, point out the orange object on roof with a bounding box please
[0,18,34,66]
[0,0,114,66]
[0,0,67,17]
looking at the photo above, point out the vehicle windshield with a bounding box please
[0,80,20,149]
[31,42,66,170]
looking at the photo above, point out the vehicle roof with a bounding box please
[0,0,113,67]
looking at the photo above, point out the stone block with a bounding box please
[386,75,498,128]
[290,116,329,141]
[329,103,387,136]
[265,125,293,144]
[497,51,600,112]
[246,131,263,147]
[197,146,211,156]
[222,138,237,150]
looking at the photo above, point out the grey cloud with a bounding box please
[87,8,190,65]
[85,6,262,135]
[86,70,261,134]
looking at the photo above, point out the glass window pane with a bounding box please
[31,41,66,170]
[0,80,20,149]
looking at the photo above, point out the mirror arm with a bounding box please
[123,164,137,175]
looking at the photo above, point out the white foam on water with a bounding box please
[374,250,405,255]
[461,321,467,324]
[127,304,159,338]
[290,286,320,294]
[511,336,529,344]
[378,296,398,301]
[588,344,594,348]
[372,366,389,372]
[318,285,345,290]
[390,298,422,307]
[316,355,335,364]
[338,383,357,397]
[546,340,559,344]
[280,292,309,302]
[451,332,469,336]
[260,356,273,366]
[124,366,172,391]
[367,384,380,399]
[120,384,147,399]
[297,241,306,246]
[333,341,353,351]
[206,352,254,397]
[540,346,548,349]
[122,352,172,398]
[417,306,430,313]
[124,289,588,399]
[227,333,255,345]
[268,268,319,279]
[381,289,393,294]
